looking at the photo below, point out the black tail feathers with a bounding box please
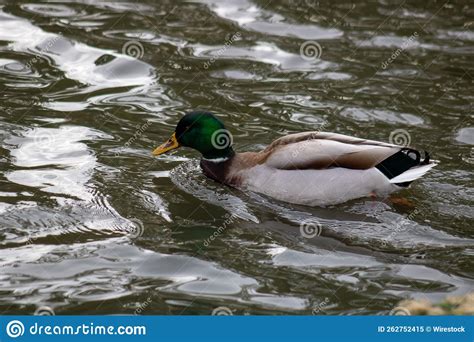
[375,148,430,187]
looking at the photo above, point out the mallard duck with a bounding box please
[152,111,437,206]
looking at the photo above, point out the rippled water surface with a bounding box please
[0,0,473,315]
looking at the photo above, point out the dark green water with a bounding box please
[0,0,473,315]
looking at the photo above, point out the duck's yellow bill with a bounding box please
[152,132,180,156]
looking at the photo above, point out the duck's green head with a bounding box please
[152,111,234,160]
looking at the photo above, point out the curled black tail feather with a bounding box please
[375,148,430,187]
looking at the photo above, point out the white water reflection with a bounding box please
[0,240,309,311]
[2,125,142,241]
[192,41,334,71]
[7,126,109,201]
[0,10,154,89]
[0,9,165,114]
[199,0,343,40]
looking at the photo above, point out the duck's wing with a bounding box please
[262,132,399,169]
[264,131,399,151]
[262,132,432,182]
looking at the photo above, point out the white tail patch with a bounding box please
[389,162,438,184]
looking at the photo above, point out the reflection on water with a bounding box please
[200,0,343,39]
[8,126,102,200]
[0,0,473,315]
